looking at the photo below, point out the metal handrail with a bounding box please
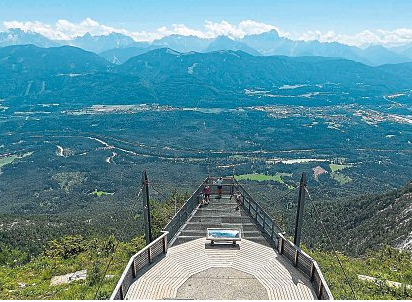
[278,233,333,300]
[233,180,283,244]
[110,231,168,300]
[163,178,207,242]
[230,179,332,299]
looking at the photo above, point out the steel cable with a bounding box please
[305,186,357,299]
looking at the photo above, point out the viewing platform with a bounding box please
[111,177,333,300]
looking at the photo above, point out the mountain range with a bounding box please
[2,28,412,66]
[1,45,412,108]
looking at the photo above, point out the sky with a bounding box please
[1,0,412,46]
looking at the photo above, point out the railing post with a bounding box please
[231,172,235,197]
[270,221,275,240]
[318,280,323,299]
[262,214,267,231]
[162,234,168,254]
[131,260,136,278]
[148,247,152,263]
[294,249,299,267]
[310,263,315,281]
[278,236,284,254]
[142,170,153,245]
[119,285,124,300]
[294,172,307,247]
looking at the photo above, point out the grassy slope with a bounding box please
[0,237,145,299]
[310,246,412,299]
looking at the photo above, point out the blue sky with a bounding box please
[1,0,412,45]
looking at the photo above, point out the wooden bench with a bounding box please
[206,228,242,245]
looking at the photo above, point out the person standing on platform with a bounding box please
[203,184,211,205]
[216,177,223,199]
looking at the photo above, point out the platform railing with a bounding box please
[231,178,333,300]
[162,178,206,242]
[110,231,168,300]
[111,176,333,300]
[278,233,333,300]
[233,180,283,248]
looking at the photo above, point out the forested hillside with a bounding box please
[298,180,412,255]
[1,45,412,108]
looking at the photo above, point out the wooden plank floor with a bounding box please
[126,238,317,300]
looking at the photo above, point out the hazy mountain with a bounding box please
[377,61,412,80]
[355,45,411,66]
[99,44,163,64]
[154,34,211,53]
[0,28,59,48]
[289,40,364,61]
[0,44,111,76]
[204,36,261,55]
[240,30,362,60]
[2,45,412,106]
[401,47,412,60]
[1,28,411,66]
[240,29,281,55]
[117,48,409,89]
[389,43,412,54]
[391,44,412,60]
[240,29,412,66]
[67,32,136,53]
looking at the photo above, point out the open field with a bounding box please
[0,155,18,170]
[329,163,352,172]
[90,190,114,197]
[235,173,292,185]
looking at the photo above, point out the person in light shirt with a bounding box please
[216,177,223,198]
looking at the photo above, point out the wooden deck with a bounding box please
[125,237,317,300]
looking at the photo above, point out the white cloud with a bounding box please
[171,24,205,37]
[3,18,126,40]
[203,20,281,39]
[239,20,277,36]
[2,18,284,42]
[298,28,412,47]
[3,18,412,47]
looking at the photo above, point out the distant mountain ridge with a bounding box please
[65,32,137,53]
[204,35,261,56]
[1,28,412,66]
[0,44,111,75]
[1,45,412,108]
[0,28,60,48]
